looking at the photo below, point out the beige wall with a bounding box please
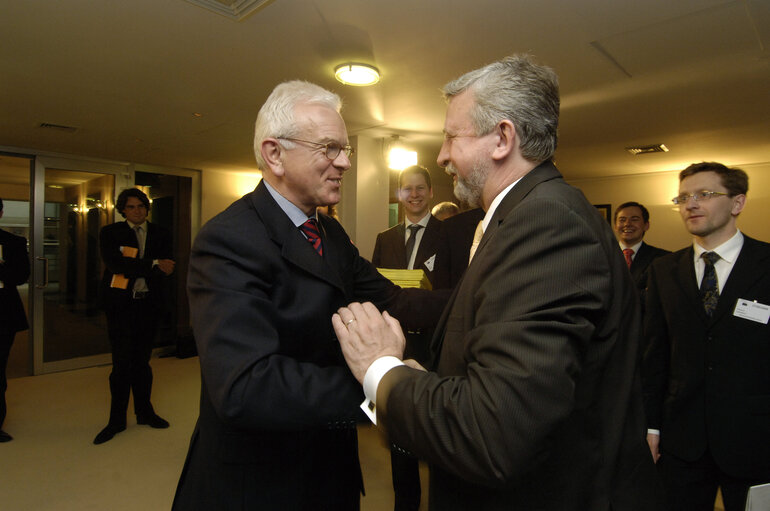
[200,169,262,226]
[568,161,770,252]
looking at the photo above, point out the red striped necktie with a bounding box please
[300,218,323,256]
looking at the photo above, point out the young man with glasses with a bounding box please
[643,161,770,511]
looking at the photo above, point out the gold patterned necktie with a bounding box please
[468,221,484,265]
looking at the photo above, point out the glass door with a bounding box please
[31,157,126,374]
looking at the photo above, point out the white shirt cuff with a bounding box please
[363,356,404,403]
[647,429,660,436]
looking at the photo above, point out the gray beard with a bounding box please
[451,160,489,208]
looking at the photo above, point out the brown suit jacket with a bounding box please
[377,162,661,510]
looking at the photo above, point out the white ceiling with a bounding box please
[1,0,768,180]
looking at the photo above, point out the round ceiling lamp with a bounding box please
[334,63,380,86]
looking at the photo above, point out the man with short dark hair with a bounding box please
[0,197,30,443]
[372,164,442,510]
[334,55,660,510]
[94,188,175,444]
[614,201,669,301]
[644,161,770,511]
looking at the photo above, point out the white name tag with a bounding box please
[733,299,770,324]
[423,254,436,272]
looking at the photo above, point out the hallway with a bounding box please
[0,355,426,510]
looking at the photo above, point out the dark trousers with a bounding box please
[0,330,16,429]
[390,446,421,511]
[658,449,766,511]
[104,298,158,425]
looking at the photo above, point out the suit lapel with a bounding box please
[671,247,709,322]
[712,236,770,323]
[414,215,439,270]
[393,223,408,267]
[472,161,562,263]
[248,183,345,292]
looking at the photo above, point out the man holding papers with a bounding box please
[94,188,175,444]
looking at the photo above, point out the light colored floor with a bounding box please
[0,356,426,511]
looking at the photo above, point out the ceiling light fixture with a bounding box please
[334,63,380,86]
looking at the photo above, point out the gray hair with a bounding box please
[253,80,342,170]
[442,55,560,163]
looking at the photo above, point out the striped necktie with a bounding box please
[300,218,323,256]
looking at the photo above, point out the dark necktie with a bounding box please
[300,218,323,256]
[404,224,423,268]
[700,251,720,316]
[623,248,634,268]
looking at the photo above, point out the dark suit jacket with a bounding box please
[372,215,442,285]
[173,182,444,510]
[376,162,660,510]
[432,208,485,290]
[628,241,669,298]
[0,228,30,333]
[643,236,770,480]
[99,220,173,310]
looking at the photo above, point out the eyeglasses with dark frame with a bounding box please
[671,190,728,205]
[279,137,354,160]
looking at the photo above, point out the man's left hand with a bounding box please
[333,302,405,383]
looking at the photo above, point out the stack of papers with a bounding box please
[377,268,432,290]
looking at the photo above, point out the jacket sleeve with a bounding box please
[641,261,670,430]
[99,225,154,278]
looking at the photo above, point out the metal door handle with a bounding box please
[36,256,49,289]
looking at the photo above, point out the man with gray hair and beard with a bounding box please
[333,55,662,510]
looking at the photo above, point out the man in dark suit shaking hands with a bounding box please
[172,81,444,510]
[643,162,770,511]
[94,188,175,444]
[0,197,30,443]
[333,55,660,510]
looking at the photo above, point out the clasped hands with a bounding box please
[332,302,425,384]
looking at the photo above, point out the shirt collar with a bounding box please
[693,229,744,264]
[406,212,431,228]
[263,180,317,227]
[619,240,643,253]
[126,220,148,230]
[481,178,522,232]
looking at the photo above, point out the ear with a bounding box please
[731,194,746,216]
[261,138,285,176]
[491,120,516,161]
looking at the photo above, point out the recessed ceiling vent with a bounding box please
[626,144,668,155]
[39,122,78,133]
[184,0,274,20]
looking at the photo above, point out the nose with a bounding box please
[437,140,450,168]
[332,150,352,171]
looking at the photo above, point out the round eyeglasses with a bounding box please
[279,137,354,160]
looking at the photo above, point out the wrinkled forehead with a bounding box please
[294,102,348,141]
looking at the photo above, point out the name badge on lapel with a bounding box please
[424,254,436,272]
[733,298,770,325]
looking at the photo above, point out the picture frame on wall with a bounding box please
[594,204,612,225]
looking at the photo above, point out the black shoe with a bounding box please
[93,423,126,445]
[0,430,12,443]
[137,413,169,429]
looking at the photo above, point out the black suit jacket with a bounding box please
[628,241,670,297]
[0,229,30,333]
[643,236,770,480]
[372,215,442,286]
[173,182,444,510]
[376,162,660,510]
[432,208,485,290]
[99,220,173,310]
